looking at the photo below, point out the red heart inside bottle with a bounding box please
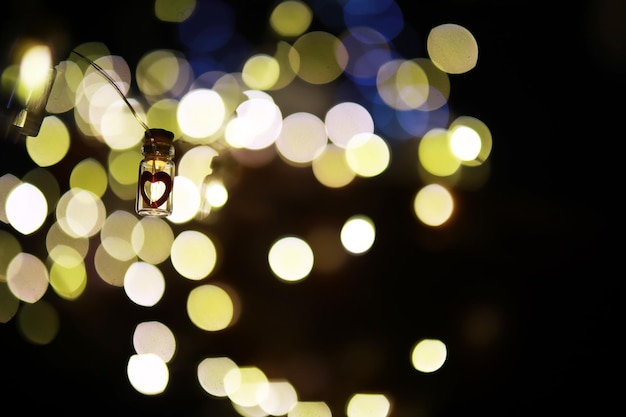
[140,171,173,208]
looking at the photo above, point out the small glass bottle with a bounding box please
[136,128,175,217]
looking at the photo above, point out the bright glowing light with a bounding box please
[346,393,391,417]
[177,88,226,139]
[133,321,176,363]
[187,284,234,331]
[124,262,166,307]
[18,44,52,92]
[340,215,375,254]
[170,230,218,280]
[5,182,48,235]
[127,353,169,395]
[449,125,481,161]
[411,338,447,373]
[203,177,228,208]
[413,184,454,227]
[225,366,270,407]
[268,236,314,282]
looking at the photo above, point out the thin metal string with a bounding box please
[70,50,151,134]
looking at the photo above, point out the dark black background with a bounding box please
[1,0,623,416]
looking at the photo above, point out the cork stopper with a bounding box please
[142,128,175,157]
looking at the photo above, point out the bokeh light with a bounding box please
[411,338,448,373]
[413,183,454,227]
[5,182,47,235]
[340,215,376,254]
[268,236,314,282]
[127,353,169,395]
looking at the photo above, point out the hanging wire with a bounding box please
[70,50,151,134]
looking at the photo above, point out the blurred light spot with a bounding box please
[408,58,450,112]
[0,174,21,223]
[242,54,280,90]
[229,94,283,150]
[99,98,146,150]
[345,132,390,177]
[155,0,196,23]
[187,284,234,331]
[171,230,218,280]
[449,115,493,167]
[17,300,59,345]
[325,101,374,148]
[226,366,270,407]
[124,262,166,307]
[168,175,201,224]
[346,393,391,417]
[46,59,81,114]
[270,41,299,90]
[108,148,141,187]
[70,157,108,198]
[413,184,454,227]
[75,55,135,143]
[377,59,429,110]
[411,338,447,373]
[48,245,87,300]
[133,321,177,363]
[233,402,267,417]
[202,176,229,208]
[418,128,460,177]
[260,380,299,416]
[7,252,49,303]
[198,356,239,397]
[427,23,478,74]
[207,72,246,117]
[276,112,327,165]
[0,281,20,323]
[289,401,332,417]
[311,144,356,188]
[290,31,348,84]
[131,216,174,265]
[449,125,481,161]
[15,43,52,109]
[25,116,70,167]
[270,0,312,37]
[341,27,392,83]
[46,221,89,264]
[127,353,169,395]
[22,168,60,216]
[6,182,47,235]
[94,243,136,287]
[146,98,182,138]
[340,215,375,254]
[0,230,21,282]
[178,145,219,188]
[268,236,314,282]
[56,188,106,238]
[178,88,226,139]
[137,49,193,99]
[100,210,139,261]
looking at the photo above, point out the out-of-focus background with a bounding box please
[0,0,622,416]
